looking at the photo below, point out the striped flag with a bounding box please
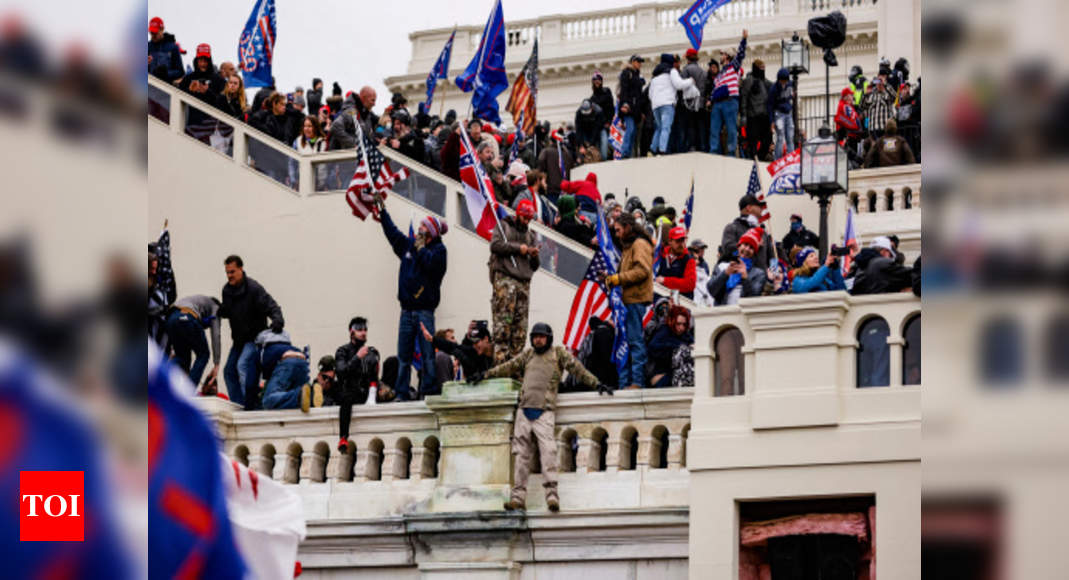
[563,210,623,354]
[505,38,538,136]
[682,177,695,231]
[747,160,769,224]
[422,30,454,110]
[458,125,505,240]
[841,207,858,278]
[609,107,625,160]
[508,111,525,166]
[345,123,409,221]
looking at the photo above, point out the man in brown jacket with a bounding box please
[603,213,654,388]
[863,119,916,168]
[469,323,611,512]
[489,199,541,364]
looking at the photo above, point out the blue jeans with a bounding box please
[223,341,259,409]
[396,309,435,400]
[262,357,310,410]
[598,128,609,160]
[652,105,674,154]
[709,98,739,156]
[165,310,211,386]
[621,115,636,158]
[621,302,650,387]
[773,111,795,159]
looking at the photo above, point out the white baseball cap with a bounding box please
[870,236,896,257]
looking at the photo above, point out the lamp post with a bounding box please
[781,33,809,150]
[800,126,848,260]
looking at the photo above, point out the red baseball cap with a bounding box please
[516,200,536,218]
[196,43,211,59]
[668,226,687,241]
[685,48,699,59]
[149,17,163,34]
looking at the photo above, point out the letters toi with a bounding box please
[20,471,84,542]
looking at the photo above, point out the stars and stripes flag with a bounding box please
[551,130,567,179]
[154,228,176,305]
[682,176,695,231]
[345,122,409,221]
[563,210,628,381]
[747,159,769,224]
[609,106,626,160]
[841,207,858,278]
[458,124,506,240]
[508,111,526,166]
[505,38,538,136]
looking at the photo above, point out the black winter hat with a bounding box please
[738,194,761,210]
[332,82,342,96]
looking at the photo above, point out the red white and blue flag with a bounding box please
[563,209,626,373]
[841,207,858,277]
[746,160,770,224]
[458,125,505,240]
[609,106,626,160]
[766,148,803,196]
[408,219,424,373]
[237,0,276,88]
[422,30,455,111]
[346,123,409,221]
[681,177,695,231]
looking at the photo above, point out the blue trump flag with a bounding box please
[455,0,508,124]
[594,210,629,382]
[678,0,735,51]
[237,0,277,88]
[423,30,455,111]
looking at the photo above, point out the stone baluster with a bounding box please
[325,451,348,482]
[353,449,371,482]
[667,434,685,471]
[248,454,271,477]
[575,436,595,474]
[636,435,654,471]
[409,447,427,481]
[382,448,406,482]
[893,188,905,212]
[604,437,622,473]
[303,448,328,483]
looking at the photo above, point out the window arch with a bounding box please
[559,429,578,473]
[1044,313,1069,382]
[979,316,1024,387]
[850,193,860,213]
[857,317,890,387]
[714,327,745,396]
[902,314,921,385]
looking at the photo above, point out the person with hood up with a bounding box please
[254,329,311,412]
[647,305,695,387]
[468,322,611,513]
[329,86,378,150]
[574,99,605,154]
[648,53,696,155]
[789,246,847,293]
[849,236,914,295]
[589,72,615,159]
[219,254,285,411]
[706,227,768,305]
[177,43,224,106]
[489,199,541,364]
[767,67,795,159]
[708,29,748,156]
[553,195,595,249]
[559,172,602,223]
[655,226,697,299]
[602,213,654,388]
[377,207,449,401]
[147,17,184,82]
[306,78,324,117]
[740,59,773,160]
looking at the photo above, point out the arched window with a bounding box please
[591,428,609,472]
[714,327,745,396]
[650,425,669,469]
[559,429,578,473]
[903,315,921,385]
[857,317,890,387]
[979,317,1024,387]
[850,193,860,213]
[1044,314,1069,382]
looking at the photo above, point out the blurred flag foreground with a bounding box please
[150,344,305,579]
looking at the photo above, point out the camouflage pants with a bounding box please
[491,273,530,365]
[511,409,558,504]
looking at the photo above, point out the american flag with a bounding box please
[508,111,525,166]
[563,210,626,366]
[505,38,538,136]
[155,229,176,305]
[747,160,769,224]
[682,177,695,231]
[345,123,409,221]
[609,106,625,160]
[841,207,858,278]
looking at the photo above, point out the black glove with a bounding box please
[467,371,485,384]
[597,383,614,396]
[270,321,284,333]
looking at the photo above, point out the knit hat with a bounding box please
[794,246,817,267]
[516,199,536,219]
[506,160,529,181]
[841,86,854,98]
[738,227,763,250]
[668,226,687,241]
[870,236,896,256]
[592,71,603,81]
[421,216,448,239]
[558,195,577,219]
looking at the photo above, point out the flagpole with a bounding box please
[753,156,782,265]
[438,26,455,119]
[461,125,517,269]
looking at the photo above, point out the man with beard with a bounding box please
[489,199,541,364]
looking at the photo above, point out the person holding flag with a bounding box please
[489,199,541,364]
[374,202,449,401]
[601,213,653,389]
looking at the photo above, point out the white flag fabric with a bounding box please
[221,454,306,580]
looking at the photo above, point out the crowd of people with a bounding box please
[150,21,920,188]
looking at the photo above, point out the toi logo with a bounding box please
[20,471,84,542]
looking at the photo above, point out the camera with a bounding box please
[829,245,851,257]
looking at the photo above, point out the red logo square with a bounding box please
[20,471,84,542]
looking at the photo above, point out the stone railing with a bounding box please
[848,164,921,214]
[197,380,694,518]
[657,0,779,30]
[799,0,878,13]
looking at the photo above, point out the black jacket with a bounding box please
[335,339,373,404]
[249,106,303,146]
[554,218,595,249]
[647,325,694,378]
[306,79,323,115]
[148,33,184,82]
[583,317,617,387]
[574,103,604,147]
[432,336,493,378]
[590,85,615,126]
[219,275,284,345]
[389,129,426,164]
[251,86,275,116]
[720,216,775,270]
[740,71,772,120]
[851,250,913,295]
[782,227,820,254]
[618,67,645,118]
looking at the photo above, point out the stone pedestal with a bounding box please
[425,379,520,513]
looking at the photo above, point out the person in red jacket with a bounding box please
[559,172,603,223]
[654,226,697,299]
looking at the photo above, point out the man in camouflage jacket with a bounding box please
[470,323,611,512]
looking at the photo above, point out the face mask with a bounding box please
[753,68,765,80]
[745,215,759,227]
[791,222,802,232]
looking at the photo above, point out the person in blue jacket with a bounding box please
[255,329,311,411]
[378,208,449,400]
[147,17,185,82]
[790,246,846,293]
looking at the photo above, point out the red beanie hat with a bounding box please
[516,199,536,218]
[421,216,448,239]
[739,227,763,250]
[685,48,698,60]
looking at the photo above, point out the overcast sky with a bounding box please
[142,0,644,112]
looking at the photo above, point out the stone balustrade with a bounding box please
[848,164,922,214]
